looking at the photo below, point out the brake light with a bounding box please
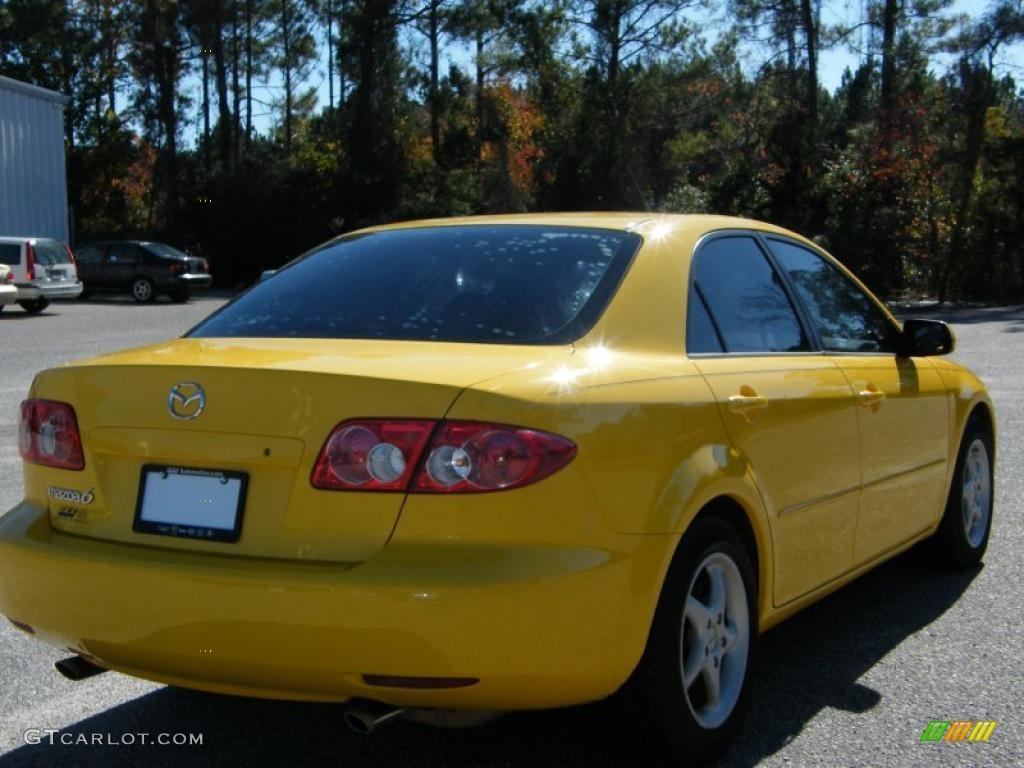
[18,399,85,470]
[311,419,575,493]
[311,419,435,490]
[25,242,36,281]
[64,243,77,267]
[3,271,12,284]
[201,258,210,273]
[169,262,187,275]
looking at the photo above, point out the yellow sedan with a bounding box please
[0,214,994,763]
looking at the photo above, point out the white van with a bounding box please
[0,236,83,313]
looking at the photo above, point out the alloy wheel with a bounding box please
[680,551,751,729]
[961,438,991,548]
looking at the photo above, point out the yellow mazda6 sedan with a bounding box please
[0,214,995,763]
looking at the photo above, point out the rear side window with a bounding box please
[145,242,192,260]
[687,289,725,353]
[688,236,808,354]
[190,226,640,344]
[33,240,70,265]
[767,238,895,353]
[0,243,20,265]
[75,245,104,264]
[107,243,143,264]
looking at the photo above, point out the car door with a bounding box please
[106,242,144,290]
[765,236,950,564]
[74,244,106,288]
[687,233,861,605]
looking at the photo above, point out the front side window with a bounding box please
[688,236,808,354]
[190,226,640,344]
[767,238,895,353]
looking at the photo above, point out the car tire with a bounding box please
[130,277,156,303]
[169,289,190,303]
[617,515,758,766]
[933,415,994,568]
[19,298,49,314]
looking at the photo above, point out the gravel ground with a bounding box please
[0,297,1021,767]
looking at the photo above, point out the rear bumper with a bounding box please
[158,273,212,291]
[17,281,83,301]
[0,503,666,709]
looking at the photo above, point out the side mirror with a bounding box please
[259,269,277,282]
[899,318,955,357]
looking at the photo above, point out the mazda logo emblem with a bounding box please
[168,381,206,420]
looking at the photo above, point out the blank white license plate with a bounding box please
[133,465,248,542]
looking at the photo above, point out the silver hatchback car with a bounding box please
[0,236,83,313]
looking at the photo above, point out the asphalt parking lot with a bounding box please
[0,297,1021,767]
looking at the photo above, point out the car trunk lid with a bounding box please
[29,337,569,562]
[30,239,77,283]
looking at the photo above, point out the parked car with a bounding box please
[0,215,994,765]
[75,240,212,302]
[0,236,83,313]
[0,264,17,310]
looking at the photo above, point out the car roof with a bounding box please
[354,212,801,238]
[0,236,66,243]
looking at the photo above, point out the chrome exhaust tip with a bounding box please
[343,704,407,735]
[55,655,107,681]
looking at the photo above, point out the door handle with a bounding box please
[728,388,768,421]
[858,386,885,410]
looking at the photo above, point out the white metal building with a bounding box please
[0,76,70,241]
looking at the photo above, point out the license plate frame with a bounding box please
[133,464,248,543]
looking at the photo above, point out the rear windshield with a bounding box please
[33,239,71,265]
[189,225,640,344]
[145,242,192,260]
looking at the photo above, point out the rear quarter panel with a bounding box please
[442,348,776,635]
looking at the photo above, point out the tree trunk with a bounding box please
[800,0,818,127]
[282,0,293,153]
[339,0,347,102]
[202,45,211,169]
[879,0,899,115]
[232,2,242,161]
[607,3,621,89]
[212,2,233,170]
[428,0,440,159]
[475,27,484,159]
[327,0,335,108]
[938,61,990,302]
[246,0,254,147]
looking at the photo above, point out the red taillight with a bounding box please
[201,258,210,273]
[3,270,12,284]
[18,399,85,471]
[25,242,36,281]
[311,419,435,491]
[64,243,77,267]
[311,419,576,493]
[169,262,187,275]
[415,422,576,492]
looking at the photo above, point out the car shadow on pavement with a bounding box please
[0,545,979,768]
